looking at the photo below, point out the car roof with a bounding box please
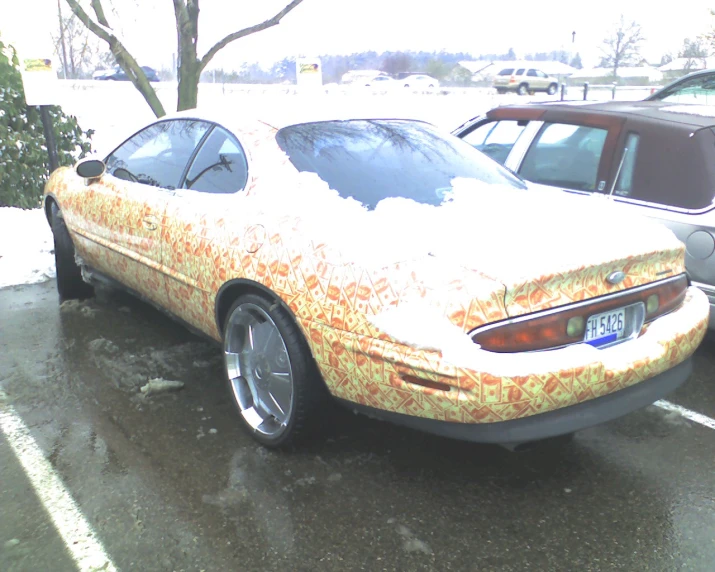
[158,108,433,134]
[483,100,715,128]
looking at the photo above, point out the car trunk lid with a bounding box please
[425,183,686,318]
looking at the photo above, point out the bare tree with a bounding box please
[65,0,306,117]
[599,15,644,78]
[679,37,709,71]
[54,7,107,79]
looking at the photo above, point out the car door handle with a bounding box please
[143,215,159,231]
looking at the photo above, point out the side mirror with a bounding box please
[75,157,106,179]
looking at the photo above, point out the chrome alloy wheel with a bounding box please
[224,302,294,438]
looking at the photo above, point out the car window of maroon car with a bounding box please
[275,119,526,210]
[618,123,715,210]
[105,119,210,189]
[182,127,248,194]
[612,133,640,197]
[519,122,608,192]
[461,120,527,165]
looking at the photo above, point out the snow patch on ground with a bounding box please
[0,208,55,289]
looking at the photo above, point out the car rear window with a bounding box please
[275,120,526,209]
[498,69,514,76]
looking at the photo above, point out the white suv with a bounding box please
[493,67,559,96]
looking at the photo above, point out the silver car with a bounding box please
[454,100,715,328]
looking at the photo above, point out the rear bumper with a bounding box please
[307,287,707,432]
[337,358,692,444]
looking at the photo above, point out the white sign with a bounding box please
[19,54,60,106]
[296,57,323,89]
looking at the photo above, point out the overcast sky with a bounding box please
[4,0,714,70]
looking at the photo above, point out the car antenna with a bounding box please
[607,147,629,198]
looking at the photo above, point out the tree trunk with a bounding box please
[177,63,199,110]
[112,53,166,117]
[174,0,200,111]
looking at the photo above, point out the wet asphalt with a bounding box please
[0,280,714,572]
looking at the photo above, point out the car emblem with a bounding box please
[606,271,626,285]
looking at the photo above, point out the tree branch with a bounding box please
[64,0,166,117]
[65,0,114,45]
[172,0,190,27]
[90,0,110,28]
[199,0,304,72]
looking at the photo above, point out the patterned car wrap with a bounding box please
[44,118,709,424]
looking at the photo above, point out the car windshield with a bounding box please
[275,119,526,209]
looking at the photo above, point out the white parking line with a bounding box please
[655,400,715,431]
[0,401,118,572]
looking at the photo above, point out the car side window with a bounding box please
[461,120,528,165]
[537,71,548,78]
[105,120,210,189]
[653,75,715,104]
[527,69,537,77]
[183,127,249,194]
[519,122,608,192]
[516,68,525,75]
[613,133,640,197]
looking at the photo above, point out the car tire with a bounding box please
[517,83,529,96]
[496,88,506,94]
[222,293,327,448]
[404,84,410,88]
[547,83,558,96]
[50,203,93,301]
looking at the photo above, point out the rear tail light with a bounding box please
[471,274,688,353]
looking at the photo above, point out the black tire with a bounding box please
[517,83,529,96]
[222,293,327,448]
[547,83,558,96]
[50,203,93,301]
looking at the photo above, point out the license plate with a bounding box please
[584,308,626,347]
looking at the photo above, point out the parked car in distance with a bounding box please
[453,100,715,328]
[43,110,708,450]
[645,68,715,104]
[363,75,397,88]
[493,67,559,95]
[401,74,439,89]
[94,65,160,82]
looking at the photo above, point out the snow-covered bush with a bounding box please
[0,37,93,208]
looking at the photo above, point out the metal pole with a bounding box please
[39,105,60,173]
[583,82,589,100]
[611,82,617,100]
[560,83,566,101]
